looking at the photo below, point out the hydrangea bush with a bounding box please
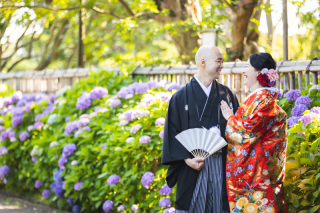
[277,85,320,212]
[0,70,178,212]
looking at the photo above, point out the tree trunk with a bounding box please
[244,0,267,59]
[151,0,201,64]
[265,0,273,43]
[225,0,259,61]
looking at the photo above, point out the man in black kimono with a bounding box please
[162,46,239,213]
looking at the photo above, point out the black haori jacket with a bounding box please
[162,78,239,211]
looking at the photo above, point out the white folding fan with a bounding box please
[175,128,227,158]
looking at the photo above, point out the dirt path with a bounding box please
[0,194,70,213]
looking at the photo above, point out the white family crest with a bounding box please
[229,102,233,109]
[185,105,188,111]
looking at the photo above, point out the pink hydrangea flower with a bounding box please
[155,117,165,125]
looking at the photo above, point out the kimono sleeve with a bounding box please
[162,93,191,165]
[225,93,275,146]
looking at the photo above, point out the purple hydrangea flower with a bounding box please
[130,124,142,134]
[159,184,173,196]
[35,93,48,102]
[74,126,91,138]
[65,116,71,122]
[141,172,154,189]
[32,157,37,162]
[109,99,121,108]
[291,104,308,117]
[124,111,133,121]
[102,200,113,213]
[159,198,172,208]
[0,130,9,141]
[19,131,30,142]
[12,92,22,103]
[49,141,58,148]
[0,126,3,133]
[11,107,24,127]
[139,136,151,144]
[311,107,320,114]
[164,207,176,213]
[72,205,80,213]
[51,170,65,198]
[0,146,8,155]
[67,198,74,206]
[76,93,92,110]
[0,165,10,178]
[248,164,254,170]
[284,89,301,102]
[117,90,128,99]
[117,205,125,212]
[295,96,312,107]
[301,113,314,126]
[155,117,165,125]
[64,121,82,135]
[8,131,16,139]
[159,130,164,139]
[107,174,120,185]
[131,204,138,212]
[63,143,76,157]
[42,189,50,199]
[139,110,150,117]
[4,97,12,106]
[35,180,43,188]
[74,182,83,190]
[90,87,108,100]
[135,83,149,94]
[33,121,44,129]
[167,83,181,92]
[58,156,68,168]
[233,171,238,176]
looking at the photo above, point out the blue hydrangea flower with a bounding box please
[102,200,113,213]
[58,156,68,168]
[76,93,92,110]
[291,104,308,117]
[0,165,10,178]
[240,149,247,156]
[141,172,154,189]
[62,143,77,157]
[42,189,50,199]
[48,114,57,124]
[295,95,312,107]
[74,182,83,190]
[90,87,108,100]
[226,172,231,178]
[284,89,301,102]
[72,205,80,213]
[35,180,43,188]
[19,131,30,142]
[159,184,173,196]
[107,174,120,185]
[159,198,172,208]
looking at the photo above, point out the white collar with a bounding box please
[244,87,279,103]
[194,74,212,97]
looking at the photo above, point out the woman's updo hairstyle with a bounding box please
[249,53,276,71]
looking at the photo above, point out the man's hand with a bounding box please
[184,157,205,171]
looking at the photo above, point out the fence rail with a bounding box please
[0,60,319,103]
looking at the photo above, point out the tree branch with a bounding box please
[118,0,134,16]
[0,5,81,11]
[223,0,237,12]
[92,6,124,19]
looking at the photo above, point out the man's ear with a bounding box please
[201,59,206,67]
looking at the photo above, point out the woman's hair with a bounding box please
[249,53,276,71]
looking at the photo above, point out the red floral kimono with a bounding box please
[225,88,288,213]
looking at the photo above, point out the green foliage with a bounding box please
[276,87,320,212]
[0,84,14,98]
[0,69,179,212]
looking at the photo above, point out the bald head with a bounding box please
[195,45,222,64]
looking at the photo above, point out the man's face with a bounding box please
[203,53,224,80]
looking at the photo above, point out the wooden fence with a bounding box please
[0,60,319,103]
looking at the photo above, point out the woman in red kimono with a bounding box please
[220,53,288,213]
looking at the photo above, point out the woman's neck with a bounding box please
[250,83,264,93]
